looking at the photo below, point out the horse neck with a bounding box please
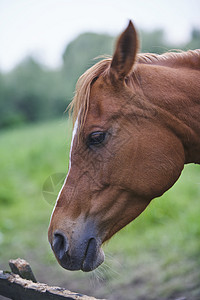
[137,63,200,164]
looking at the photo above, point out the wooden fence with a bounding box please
[0,258,104,300]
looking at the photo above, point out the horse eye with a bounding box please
[87,131,106,147]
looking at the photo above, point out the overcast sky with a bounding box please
[0,0,200,72]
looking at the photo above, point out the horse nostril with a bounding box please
[53,231,69,260]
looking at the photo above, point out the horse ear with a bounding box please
[110,20,138,81]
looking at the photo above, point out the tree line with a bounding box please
[0,28,199,129]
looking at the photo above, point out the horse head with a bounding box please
[48,21,186,272]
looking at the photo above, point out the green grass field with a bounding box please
[0,119,200,300]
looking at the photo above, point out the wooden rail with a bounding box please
[0,258,104,300]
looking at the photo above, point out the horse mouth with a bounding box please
[52,233,105,272]
[81,238,104,272]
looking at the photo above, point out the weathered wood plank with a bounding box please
[0,259,104,300]
[0,271,103,300]
[9,258,37,283]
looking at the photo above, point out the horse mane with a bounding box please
[69,49,200,130]
[137,49,200,69]
[68,58,111,129]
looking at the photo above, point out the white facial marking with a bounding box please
[49,117,79,222]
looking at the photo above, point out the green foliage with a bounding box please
[1,58,68,128]
[185,28,200,50]
[139,29,168,53]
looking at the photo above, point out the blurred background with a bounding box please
[0,1,200,299]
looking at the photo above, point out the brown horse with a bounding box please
[48,21,200,272]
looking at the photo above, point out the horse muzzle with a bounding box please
[50,229,105,272]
